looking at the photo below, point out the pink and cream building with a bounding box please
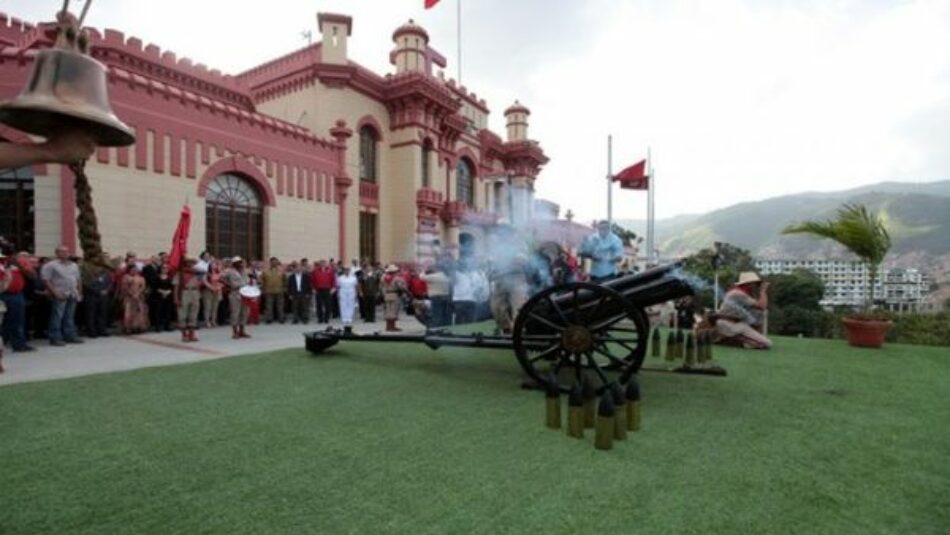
[0,12,547,263]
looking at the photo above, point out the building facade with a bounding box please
[0,12,547,263]
[755,258,932,311]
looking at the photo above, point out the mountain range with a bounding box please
[617,180,950,283]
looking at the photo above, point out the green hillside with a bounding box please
[619,180,950,258]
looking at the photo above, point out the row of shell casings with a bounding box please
[545,376,641,451]
[652,328,714,367]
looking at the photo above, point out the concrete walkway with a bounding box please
[0,316,425,387]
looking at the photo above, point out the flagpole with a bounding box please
[457,0,462,83]
[647,147,655,263]
[607,134,613,227]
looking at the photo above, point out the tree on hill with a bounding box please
[765,269,834,337]
[767,269,824,311]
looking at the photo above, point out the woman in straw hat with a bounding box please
[714,271,772,349]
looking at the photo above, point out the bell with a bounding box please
[0,48,135,147]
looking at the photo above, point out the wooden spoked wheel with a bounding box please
[512,282,648,394]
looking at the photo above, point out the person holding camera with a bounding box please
[714,272,772,349]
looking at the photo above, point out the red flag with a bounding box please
[425,0,441,8]
[166,204,191,274]
[613,159,649,190]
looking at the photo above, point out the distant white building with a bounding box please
[754,259,931,311]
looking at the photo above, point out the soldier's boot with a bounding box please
[188,328,199,342]
[232,326,240,339]
[385,320,398,332]
[180,328,189,342]
[239,325,251,338]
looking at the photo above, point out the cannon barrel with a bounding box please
[601,262,692,303]
[545,263,693,325]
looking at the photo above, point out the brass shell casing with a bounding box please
[567,406,585,438]
[626,401,641,431]
[583,399,596,428]
[685,332,697,367]
[595,416,614,450]
[545,397,561,429]
[613,407,628,441]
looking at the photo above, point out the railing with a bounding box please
[416,187,444,210]
[359,181,379,208]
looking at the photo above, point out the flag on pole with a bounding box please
[166,204,191,274]
[612,159,649,190]
[425,0,441,8]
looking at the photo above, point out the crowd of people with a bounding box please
[0,220,773,374]
[0,232,591,372]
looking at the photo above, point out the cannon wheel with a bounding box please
[512,282,648,394]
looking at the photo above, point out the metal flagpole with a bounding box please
[647,147,654,263]
[457,0,462,83]
[607,134,613,226]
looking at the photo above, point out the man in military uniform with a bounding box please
[174,258,203,342]
[359,263,382,323]
[381,264,407,332]
[486,226,530,335]
[490,254,529,335]
[261,257,286,324]
[223,256,251,339]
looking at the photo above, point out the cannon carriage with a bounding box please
[305,262,718,394]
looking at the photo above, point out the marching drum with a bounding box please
[239,285,261,305]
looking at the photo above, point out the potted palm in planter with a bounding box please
[783,203,892,348]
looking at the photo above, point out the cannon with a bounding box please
[305,262,720,394]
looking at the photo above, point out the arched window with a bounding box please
[0,160,34,253]
[421,139,432,188]
[205,173,263,261]
[456,158,475,207]
[359,125,378,183]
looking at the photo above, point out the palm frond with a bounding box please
[782,203,891,266]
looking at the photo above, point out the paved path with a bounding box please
[0,317,425,387]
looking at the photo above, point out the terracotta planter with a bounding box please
[841,317,892,348]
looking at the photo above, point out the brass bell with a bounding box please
[0,3,134,147]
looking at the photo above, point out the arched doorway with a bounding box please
[0,160,34,253]
[205,173,263,261]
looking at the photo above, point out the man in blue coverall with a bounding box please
[579,220,624,282]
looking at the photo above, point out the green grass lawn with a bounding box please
[1,334,948,534]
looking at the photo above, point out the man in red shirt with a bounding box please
[0,250,34,353]
[407,266,430,327]
[311,260,336,324]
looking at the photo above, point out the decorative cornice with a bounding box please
[88,28,253,110]
[105,65,335,147]
[236,43,322,91]
[501,140,549,179]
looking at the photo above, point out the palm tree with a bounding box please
[783,203,891,312]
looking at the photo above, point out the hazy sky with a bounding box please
[6,0,949,221]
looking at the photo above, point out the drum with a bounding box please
[239,285,261,305]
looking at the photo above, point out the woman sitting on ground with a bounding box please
[714,272,772,349]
